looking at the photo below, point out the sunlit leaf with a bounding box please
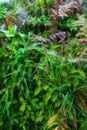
[20,102,26,112]
[45,91,51,104]
[34,86,42,96]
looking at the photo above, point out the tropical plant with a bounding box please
[0,0,87,130]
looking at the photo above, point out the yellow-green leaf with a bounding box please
[47,114,58,129]
[20,102,26,112]
[34,86,41,96]
[78,70,86,78]
[45,91,51,104]
[37,80,41,87]
[43,85,49,90]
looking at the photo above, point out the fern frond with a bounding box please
[49,0,80,19]
[73,15,87,27]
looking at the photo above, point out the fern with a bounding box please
[49,0,80,19]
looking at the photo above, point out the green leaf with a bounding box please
[70,69,78,73]
[27,105,31,111]
[34,86,42,96]
[50,45,62,50]
[18,32,25,38]
[43,85,49,90]
[13,119,19,123]
[0,30,15,37]
[45,91,51,104]
[47,114,58,129]
[52,94,58,102]
[73,78,79,87]
[78,70,86,78]
[0,121,3,126]
[20,102,26,112]
[37,80,41,87]
[71,69,86,78]
[80,121,87,130]
[36,115,43,122]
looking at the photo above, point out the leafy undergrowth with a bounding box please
[0,0,87,130]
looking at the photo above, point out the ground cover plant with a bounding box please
[0,0,87,130]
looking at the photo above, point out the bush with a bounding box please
[0,0,87,130]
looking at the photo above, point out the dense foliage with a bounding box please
[0,0,87,130]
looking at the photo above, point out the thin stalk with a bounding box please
[55,0,61,30]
